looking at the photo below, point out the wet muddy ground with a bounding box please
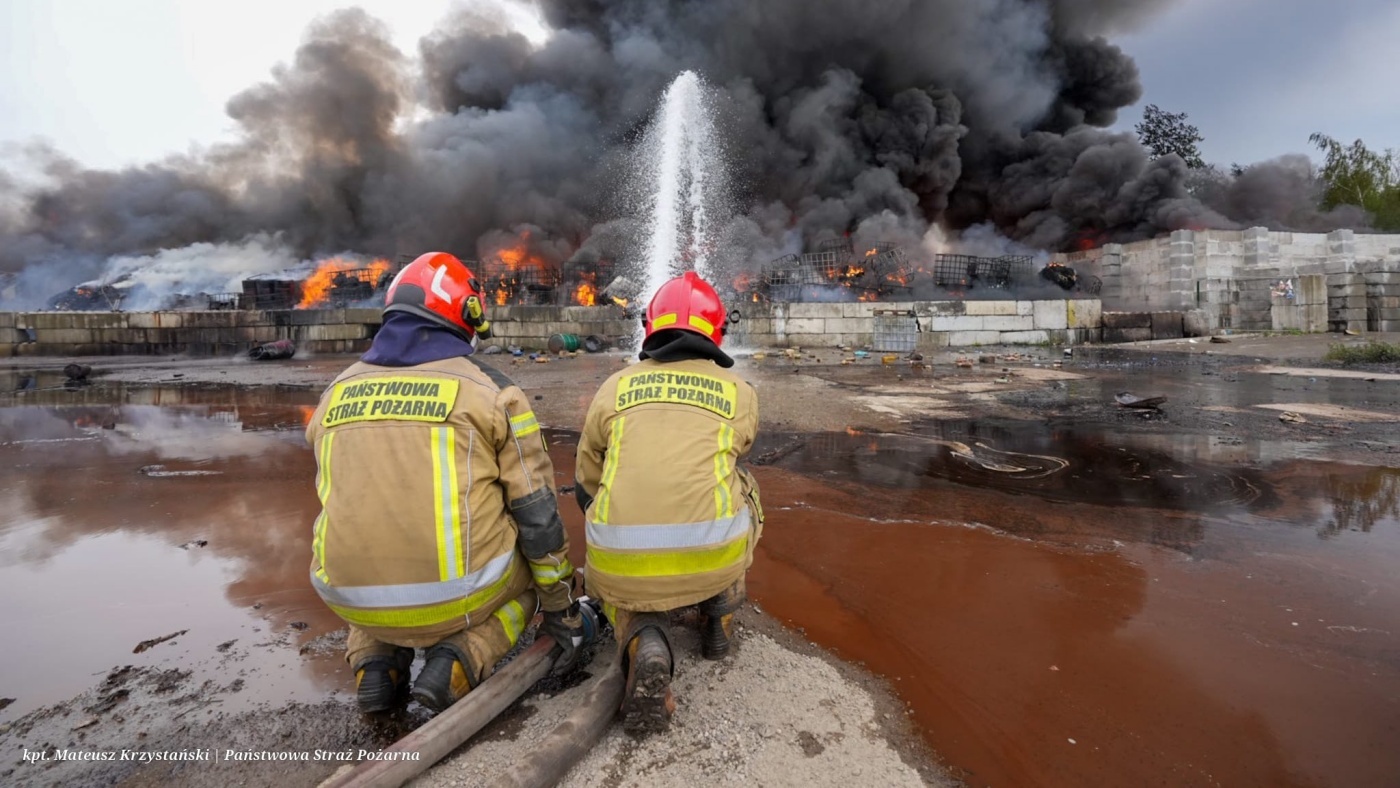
[2,340,1398,787]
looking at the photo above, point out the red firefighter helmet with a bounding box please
[383,252,488,341]
[644,271,727,347]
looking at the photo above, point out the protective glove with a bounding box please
[540,602,586,676]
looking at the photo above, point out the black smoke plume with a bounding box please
[0,0,1326,305]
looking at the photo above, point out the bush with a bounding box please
[1324,341,1400,365]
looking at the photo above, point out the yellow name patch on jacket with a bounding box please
[322,377,460,427]
[615,371,737,418]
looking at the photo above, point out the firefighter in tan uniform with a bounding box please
[575,271,762,734]
[307,252,585,714]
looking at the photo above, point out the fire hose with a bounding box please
[321,599,609,788]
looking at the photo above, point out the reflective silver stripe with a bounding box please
[310,550,513,609]
[530,558,571,585]
[586,508,750,551]
[510,412,540,438]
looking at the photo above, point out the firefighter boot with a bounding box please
[353,647,413,713]
[700,612,735,660]
[698,585,743,660]
[621,626,675,735]
[411,643,477,713]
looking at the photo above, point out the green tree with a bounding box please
[1309,133,1400,230]
[1135,104,1206,169]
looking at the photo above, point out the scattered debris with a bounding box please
[1210,336,1231,344]
[881,354,898,364]
[133,630,188,654]
[288,621,309,631]
[179,539,209,549]
[558,484,576,494]
[216,639,238,653]
[63,363,93,381]
[955,356,974,368]
[1114,393,1166,410]
[248,339,297,360]
[71,717,100,731]
[1063,348,1073,357]
[140,465,222,477]
[0,698,13,711]
[482,345,504,355]
[1279,412,1308,424]
[582,334,612,353]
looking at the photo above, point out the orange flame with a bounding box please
[610,295,630,308]
[575,283,597,306]
[297,257,391,309]
[495,287,509,306]
[298,405,316,426]
[864,248,879,257]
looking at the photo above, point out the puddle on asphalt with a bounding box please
[749,424,1400,788]
[0,380,342,721]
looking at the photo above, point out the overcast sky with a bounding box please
[2,0,1397,172]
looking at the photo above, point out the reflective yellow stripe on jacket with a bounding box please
[312,432,335,583]
[530,557,573,587]
[592,416,625,524]
[585,509,751,578]
[310,551,516,629]
[430,427,465,581]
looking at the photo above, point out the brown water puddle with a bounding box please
[748,425,1400,788]
[0,381,343,720]
[0,374,591,724]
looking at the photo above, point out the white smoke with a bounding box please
[96,234,303,311]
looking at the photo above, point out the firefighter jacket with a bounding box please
[305,355,574,645]
[575,358,762,612]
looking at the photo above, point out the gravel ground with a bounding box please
[405,607,944,788]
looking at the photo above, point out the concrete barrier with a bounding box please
[1,298,1107,357]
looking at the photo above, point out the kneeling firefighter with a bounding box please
[575,271,763,733]
[306,252,585,713]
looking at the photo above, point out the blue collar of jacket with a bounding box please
[360,311,476,367]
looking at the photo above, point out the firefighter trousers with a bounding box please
[345,588,538,683]
[605,578,746,655]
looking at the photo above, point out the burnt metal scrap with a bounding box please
[757,241,1033,303]
[248,339,296,361]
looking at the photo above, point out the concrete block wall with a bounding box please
[478,305,634,349]
[0,306,643,358]
[0,308,389,358]
[1053,227,1400,335]
[1362,268,1400,332]
[734,298,1102,349]
[1271,274,1328,332]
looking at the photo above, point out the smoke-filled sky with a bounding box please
[6,0,1394,173]
[0,0,1395,304]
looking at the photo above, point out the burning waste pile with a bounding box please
[745,237,1098,304]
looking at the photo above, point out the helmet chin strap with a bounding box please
[469,332,480,350]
